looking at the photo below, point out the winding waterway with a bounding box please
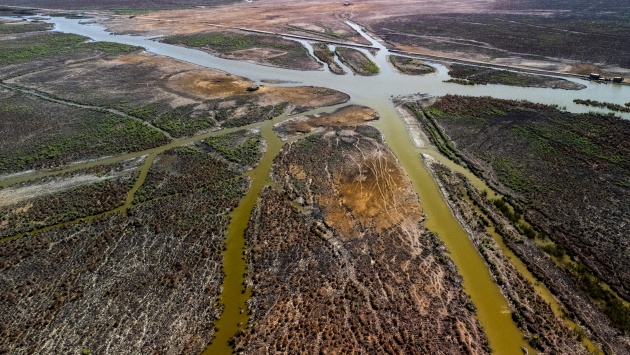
[13,15,630,354]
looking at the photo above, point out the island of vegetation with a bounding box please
[408,95,630,354]
[389,55,436,75]
[445,64,585,90]
[335,47,379,76]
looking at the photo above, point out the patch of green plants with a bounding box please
[0,175,134,238]
[164,31,302,54]
[165,32,255,50]
[221,103,287,128]
[0,21,52,34]
[424,95,630,335]
[447,64,568,88]
[204,131,262,168]
[133,146,246,204]
[362,60,379,75]
[570,263,630,334]
[389,55,436,75]
[153,105,215,138]
[83,41,143,55]
[492,157,539,194]
[573,99,630,113]
[163,31,313,69]
[557,128,600,156]
[406,103,456,161]
[429,95,522,119]
[0,32,143,65]
[0,33,85,65]
[0,98,168,174]
[335,47,379,76]
[541,244,566,258]
[492,198,522,224]
[128,104,159,120]
[510,126,554,157]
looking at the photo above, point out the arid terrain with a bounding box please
[236,123,490,353]
[1,1,629,354]
[0,19,355,354]
[49,0,626,78]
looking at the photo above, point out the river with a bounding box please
[15,15,630,354]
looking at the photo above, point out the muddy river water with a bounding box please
[22,16,630,354]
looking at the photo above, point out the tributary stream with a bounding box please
[14,15,630,354]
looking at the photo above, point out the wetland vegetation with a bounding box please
[389,55,436,75]
[411,95,630,352]
[235,125,489,353]
[374,11,630,75]
[428,161,589,354]
[0,21,352,354]
[162,31,321,70]
[446,64,585,90]
[335,47,379,76]
[0,31,141,66]
[0,159,141,239]
[0,91,168,175]
[311,43,345,75]
[573,99,630,113]
[0,20,52,34]
[1,2,629,354]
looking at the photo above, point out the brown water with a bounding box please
[7,15,629,354]
[202,113,287,354]
[372,102,535,354]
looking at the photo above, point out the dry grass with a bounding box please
[275,105,378,137]
[168,70,252,99]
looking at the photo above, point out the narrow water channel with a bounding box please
[202,118,284,354]
[9,15,630,354]
[371,102,535,354]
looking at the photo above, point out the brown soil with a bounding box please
[0,147,249,355]
[234,125,490,353]
[274,105,378,138]
[99,0,496,41]
[168,69,348,111]
[6,51,348,139]
[167,69,253,99]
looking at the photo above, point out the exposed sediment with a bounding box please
[234,125,490,353]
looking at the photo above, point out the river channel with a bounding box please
[16,15,630,354]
